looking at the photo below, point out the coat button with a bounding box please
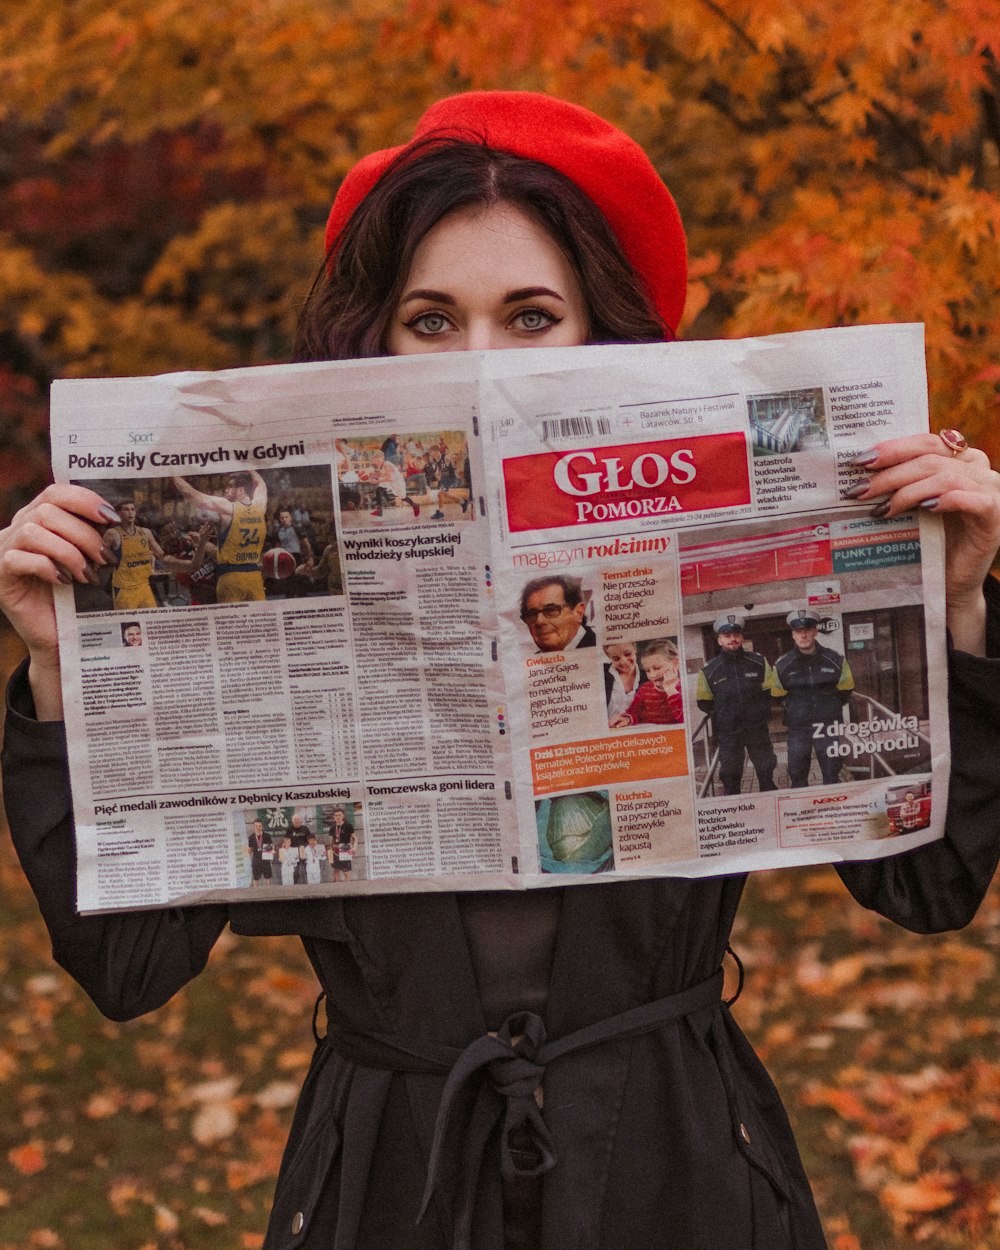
[292,1212,305,1235]
[739,1122,751,1144]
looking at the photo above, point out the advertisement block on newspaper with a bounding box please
[48,325,949,912]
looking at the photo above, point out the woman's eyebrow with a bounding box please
[398,288,455,304]
[398,286,566,304]
[504,286,565,303]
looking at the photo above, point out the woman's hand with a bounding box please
[849,431,1000,655]
[0,485,120,718]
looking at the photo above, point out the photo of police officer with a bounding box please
[771,608,855,787]
[695,613,777,794]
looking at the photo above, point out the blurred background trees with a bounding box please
[1,0,998,519]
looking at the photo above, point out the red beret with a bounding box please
[324,92,687,338]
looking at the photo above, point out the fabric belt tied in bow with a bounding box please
[320,968,724,1250]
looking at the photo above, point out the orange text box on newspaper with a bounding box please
[531,731,688,796]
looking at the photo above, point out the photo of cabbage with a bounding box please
[535,791,614,874]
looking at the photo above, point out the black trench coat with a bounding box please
[6,581,1000,1250]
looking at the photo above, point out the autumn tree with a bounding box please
[2,0,999,520]
[0,0,430,516]
[390,0,1000,444]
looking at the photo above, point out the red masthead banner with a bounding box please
[503,433,750,533]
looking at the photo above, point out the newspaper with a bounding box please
[49,323,949,913]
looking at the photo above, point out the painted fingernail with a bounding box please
[870,500,891,518]
[842,480,870,499]
[97,544,113,565]
[850,449,879,466]
[84,561,102,585]
[98,503,121,523]
[56,567,72,585]
[919,496,941,510]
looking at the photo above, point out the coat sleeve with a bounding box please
[836,576,1000,933]
[2,660,229,1021]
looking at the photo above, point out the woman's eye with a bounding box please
[511,307,557,332]
[408,311,452,335]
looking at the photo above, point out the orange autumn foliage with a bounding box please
[389,0,1000,453]
[8,1142,47,1177]
[1,0,998,486]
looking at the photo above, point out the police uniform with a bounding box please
[111,527,157,610]
[696,614,777,794]
[216,500,266,602]
[772,610,855,787]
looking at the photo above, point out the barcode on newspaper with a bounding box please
[540,415,611,441]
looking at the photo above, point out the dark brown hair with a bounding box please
[294,138,666,362]
[519,574,585,617]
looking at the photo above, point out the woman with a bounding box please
[602,640,643,722]
[3,92,1000,1250]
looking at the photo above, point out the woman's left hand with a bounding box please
[851,431,1000,654]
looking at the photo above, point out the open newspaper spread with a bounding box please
[49,324,949,913]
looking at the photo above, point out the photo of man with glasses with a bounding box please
[519,574,596,653]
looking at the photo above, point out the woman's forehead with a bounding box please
[400,202,581,298]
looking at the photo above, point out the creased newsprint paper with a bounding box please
[49,324,948,912]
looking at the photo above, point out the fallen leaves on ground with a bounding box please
[8,1142,47,1177]
[0,779,318,1249]
[736,869,1000,1248]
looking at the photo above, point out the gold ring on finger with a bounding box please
[939,428,969,456]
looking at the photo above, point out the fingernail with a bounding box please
[842,480,870,499]
[56,567,72,585]
[850,449,879,466]
[871,500,891,518]
[97,544,113,564]
[84,561,102,585]
[98,503,121,523]
[919,496,941,510]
